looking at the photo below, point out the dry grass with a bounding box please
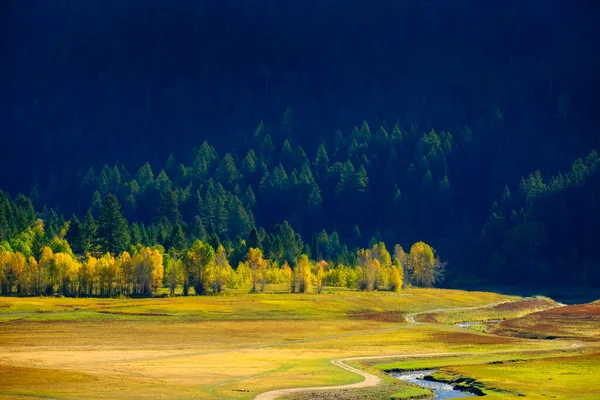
[0,289,594,399]
[416,296,559,324]
[439,352,600,399]
[492,301,600,340]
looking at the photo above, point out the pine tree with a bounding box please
[314,144,329,175]
[31,229,46,261]
[165,153,176,176]
[295,145,308,166]
[90,191,102,217]
[307,183,323,212]
[136,162,155,188]
[274,221,303,266]
[97,194,130,255]
[157,188,182,224]
[260,135,275,159]
[169,224,188,252]
[355,164,369,193]
[65,215,83,255]
[243,186,256,209]
[130,222,143,245]
[215,153,241,189]
[390,125,403,145]
[241,149,258,176]
[375,126,389,149]
[335,161,356,196]
[359,121,372,142]
[81,210,98,255]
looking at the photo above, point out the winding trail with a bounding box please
[254,300,580,400]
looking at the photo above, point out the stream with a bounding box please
[389,370,476,399]
[454,319,502,328]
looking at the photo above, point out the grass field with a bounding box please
[415,296,560,325]
[0,288,597,399]
[491,300,600,340]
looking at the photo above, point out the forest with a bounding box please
[0,119,597,296]
[1,1,600,293]
[0,185,440,296]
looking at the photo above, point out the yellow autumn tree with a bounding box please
[80,255,98,296]
[282,262,293,290]
[0,251,25,295]
[165,254,183,296]
[389,259,404,292]
[133,247,164,295]
[408,242,444,287]
[228,261,251,289]
[117,251,134,295]
[315,260,328,293]
[211,245,233,293]
[23,256,39,295]
[183,241,215,295]
[38,247,54,295]
[247,247,267,293]
[293,254,313,293]
[97,253,118,296]
[266,261,288,285]
[53,252,81,296]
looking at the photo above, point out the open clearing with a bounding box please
[0,289,598,399]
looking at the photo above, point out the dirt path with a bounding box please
[254,299,574,400]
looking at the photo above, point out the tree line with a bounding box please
[0,188,442,296]
[2,110,599,288]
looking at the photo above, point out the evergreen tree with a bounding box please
[241,149,258,176]
[247,227,261,251]
[215,153,241,189]
[169,224,188,252]
[307,183,323,212]
[314,144,329,175]
[65,215,83,255]
[90,191,102,217]
[260,135,275,159]
[136,162,155,188]
[157,188,182,224]
[31,229,46,261]
[274,221,303,266]
[97,194,130,255]
[189,215,207,243]
[279,139,295,171]
[165,153,176,176]
[130,222,143,245]
[81,210,98,255]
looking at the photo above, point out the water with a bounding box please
[454,319,502,328]
[390,370,476,399]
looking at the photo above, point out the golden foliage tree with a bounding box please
[389,259,404,292]
[183,241,215,295]
[407,241,444,287]
[211,245,233,293]
[134,247,164,295]
[247,247,267,293]
[293,254,313,293]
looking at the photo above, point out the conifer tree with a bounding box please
[314,144,329,175]
[215,153,241,189]
[81,210,99,255]
[97,194,130,255]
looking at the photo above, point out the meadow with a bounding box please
[0,288,598,399]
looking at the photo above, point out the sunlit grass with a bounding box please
[436,352,600,399]
[492,301,600,340]
[0,289,595,399]
[417,296,559,325]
